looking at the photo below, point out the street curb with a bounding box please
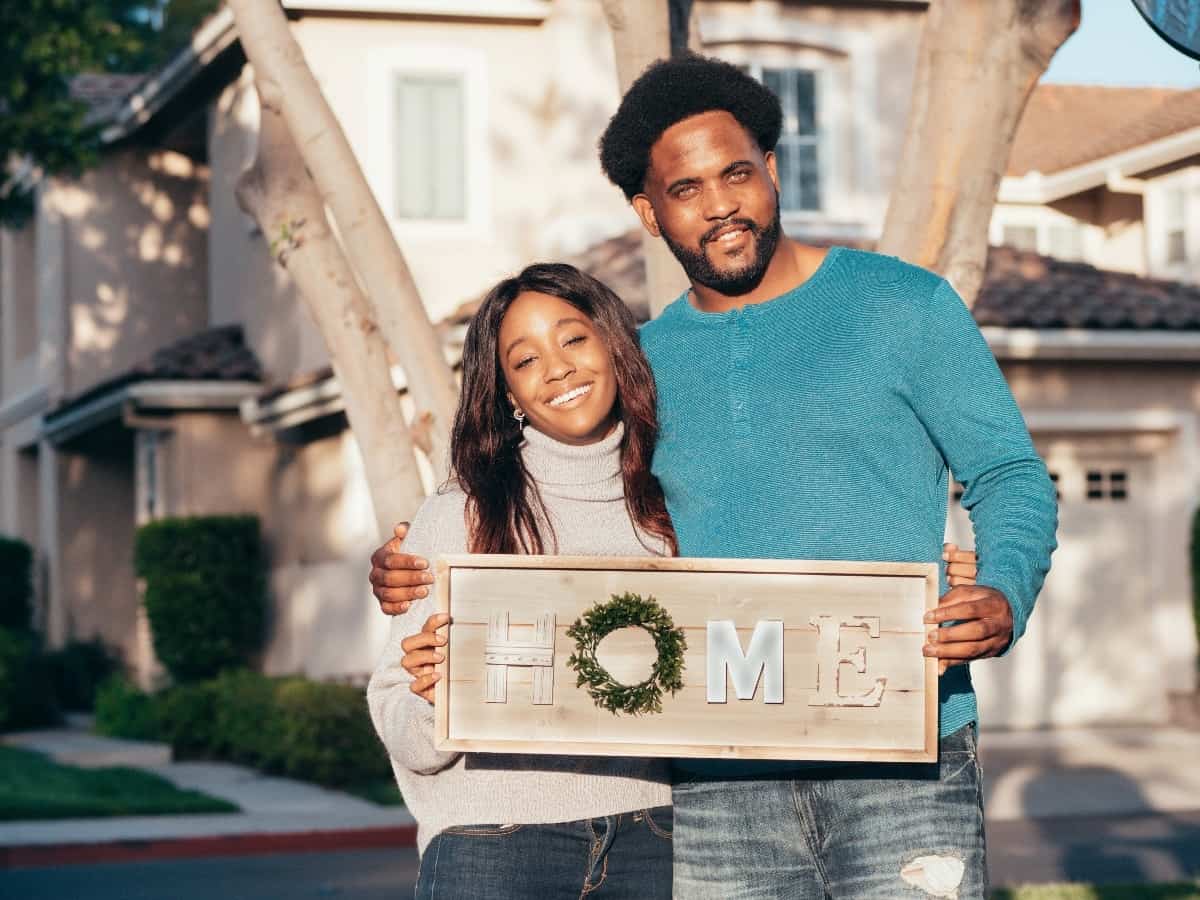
[0,824,417,870]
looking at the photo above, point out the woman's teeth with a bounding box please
[548,384,592,407]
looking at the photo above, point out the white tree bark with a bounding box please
[878,0,1080,306]
[237,93,425,535]
[227,0,457,479]
[602,0,692,318]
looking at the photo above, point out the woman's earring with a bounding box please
[512,408,526,425]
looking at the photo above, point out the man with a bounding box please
[371,55,1056,899]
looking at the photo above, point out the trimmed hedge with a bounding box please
[0,536,33,631]
[134,516,266,683]
[95,670,391,790]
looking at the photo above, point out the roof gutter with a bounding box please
[42,380,259,446]
[984,327,1200,361]
[1000,125,1200,204]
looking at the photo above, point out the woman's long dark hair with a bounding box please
[451,262,677,556]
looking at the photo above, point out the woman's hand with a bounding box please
[401,613,450,703]
[943,543,977,586]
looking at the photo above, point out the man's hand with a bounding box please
[369,523,434,615]
[401,613,450,703]
[942,542,977,587]
[923,585,1013,675]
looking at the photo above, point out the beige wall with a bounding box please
[55,150,209,399]
[55,432,138,664]
[1,223,40,397]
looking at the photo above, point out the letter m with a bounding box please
[706,620,784,704]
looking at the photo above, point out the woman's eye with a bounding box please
[564,335,586,347]
[513,355,536,370]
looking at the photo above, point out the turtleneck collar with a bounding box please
[519,421,626,502]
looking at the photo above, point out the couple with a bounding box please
[367,54,1057,899]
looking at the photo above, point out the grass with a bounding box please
[341,779,403,806]
[0,746,238,820]
[993,884,1200,900]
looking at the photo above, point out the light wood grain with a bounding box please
[435,556,938,762]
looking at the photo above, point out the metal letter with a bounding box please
[706,620,784,704]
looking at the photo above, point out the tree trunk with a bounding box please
[237,93,426,536]
[226,0,457,479]
[878,0,1080,306]
[602,0,692,318]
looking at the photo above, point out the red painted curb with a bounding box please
[0,824,418,869]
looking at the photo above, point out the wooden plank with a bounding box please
[434,555,938,762]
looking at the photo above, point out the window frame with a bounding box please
[367,46,490,238]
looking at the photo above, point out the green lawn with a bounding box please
[0,746,238,820]
[994,884,1200,900]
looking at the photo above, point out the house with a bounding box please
[0,1,1196,728]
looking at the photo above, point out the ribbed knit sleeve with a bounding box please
[366,489,468,775]
[906,278,1059,647]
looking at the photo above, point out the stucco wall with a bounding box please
[56,150,209,399]
[55,433,139,664]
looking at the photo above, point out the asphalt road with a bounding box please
[5,811,1199,899]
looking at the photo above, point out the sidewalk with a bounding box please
[4,723,1199,869]
[1,726,415,867]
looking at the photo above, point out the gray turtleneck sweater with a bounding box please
[367,423,673,854]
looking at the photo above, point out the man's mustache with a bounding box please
[700,218,761,247]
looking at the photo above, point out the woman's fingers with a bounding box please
[411,672,441,703]
[401,648,444,675]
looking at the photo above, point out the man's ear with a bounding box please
[765,151,780,195]
[631,194,662,238]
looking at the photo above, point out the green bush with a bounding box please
[134,516,266,683]
[0,536,33,631]
[44,639,121,712]
[94,676,159,741]
[209,669,289,770]
[156,681,218,758]
[0,627,60,732]
[276,680,390,787]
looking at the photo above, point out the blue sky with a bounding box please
[1042,0,1200,88]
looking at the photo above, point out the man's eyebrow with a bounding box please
[665,160,755,194]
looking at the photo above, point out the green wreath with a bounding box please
[566,592,687,716]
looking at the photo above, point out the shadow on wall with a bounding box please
[58,147,209,396]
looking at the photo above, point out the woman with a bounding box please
[367,263,678,900]
[367,262,979,899]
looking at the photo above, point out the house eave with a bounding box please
[983,327,1200,361]
[42,380,259,446]
[281,0,553,19]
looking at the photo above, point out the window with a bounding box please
[744,66,821,213]
[1047,225,1084,262]
[1086,470,1128,502]
[1001,225,1038,252]
[1165,188,1187,264]
[392,74,466,221]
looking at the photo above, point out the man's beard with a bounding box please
[660,200,782,297]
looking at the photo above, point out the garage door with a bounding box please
[946,437,1161,728]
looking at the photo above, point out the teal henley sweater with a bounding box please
[640,247,1058,758]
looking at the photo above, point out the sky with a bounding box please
[1041,0,1200,88]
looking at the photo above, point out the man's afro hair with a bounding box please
[599,54,783,201]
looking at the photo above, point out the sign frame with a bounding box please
[434,554,940,763]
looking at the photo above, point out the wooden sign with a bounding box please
[434,555,939,763]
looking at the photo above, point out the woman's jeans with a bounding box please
[671,724,987,899]
[415,805,673,900]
